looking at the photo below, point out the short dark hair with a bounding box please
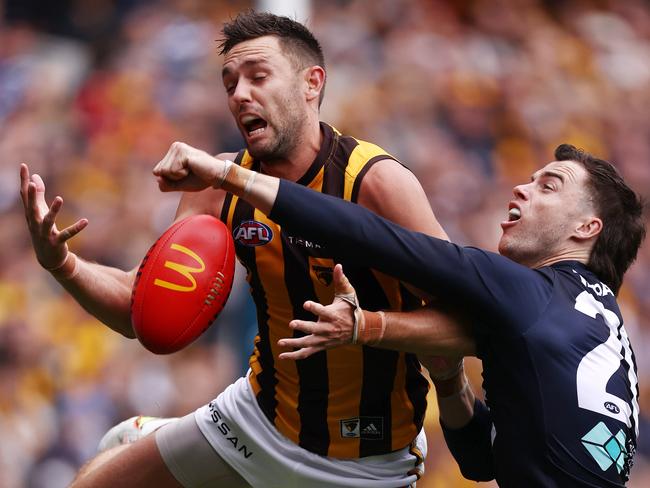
[554,144,646,294]
[218,11,326,105]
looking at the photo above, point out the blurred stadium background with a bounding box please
[0,0,648,486]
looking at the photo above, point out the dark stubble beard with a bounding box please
[247,93,308,162]
[499,223,566,268]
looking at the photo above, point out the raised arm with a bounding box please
[153,142,552,326]
[274,264,473,358]
[20,151,233,338]
[20,163,136,337]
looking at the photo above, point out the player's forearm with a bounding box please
[221,167,444,294]
[51,255,136,338]
[358,306,477,424]
[268,180,462,295]
[220,164,278,215]
[360,307,475,357]
[431,370,476,429]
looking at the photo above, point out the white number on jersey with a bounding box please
[574,291,639,436]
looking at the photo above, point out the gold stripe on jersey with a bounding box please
[326,345,364,457]
[308,258,365,457]
[407,440,425,479]
[248,334,262,395]
[369,270,422,450]
[300,166,363,457]
[223,194,239,237]
[342,140,395,202]
[221,191,265,401]
[301,169,362,456]
[249,207,302,443]
[391,354,417,451]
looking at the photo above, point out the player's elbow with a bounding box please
[458,464,495,482]
[104,318,137,339]
[122,327,137,339]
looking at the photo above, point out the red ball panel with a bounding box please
[131,214,235,354]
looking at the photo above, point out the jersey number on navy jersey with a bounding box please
[574,291,639,431]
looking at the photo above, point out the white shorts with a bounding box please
[156,413,248,487]
[190,375,427,488]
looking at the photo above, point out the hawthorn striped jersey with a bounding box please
[220,122,430,459]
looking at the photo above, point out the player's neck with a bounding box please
[531,247,591,269]
[260,119,322,182]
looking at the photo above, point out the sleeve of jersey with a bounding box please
[441,399,495,481]
[270,180,553,328]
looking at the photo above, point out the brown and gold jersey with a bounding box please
[220,123,429,459]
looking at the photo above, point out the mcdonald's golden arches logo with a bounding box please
[153,243,206,292]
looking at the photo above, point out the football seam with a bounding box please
[132,217,192,345]
[170,219,234,350]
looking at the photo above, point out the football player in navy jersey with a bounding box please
[152,142,645,487]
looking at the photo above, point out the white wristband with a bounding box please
[213,159,234,189]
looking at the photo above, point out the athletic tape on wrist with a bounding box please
[335,291,363,344]
[359,310,386,345]
[213,160,234,189]
[243,170,257,198]
[221,163,255,195]
[48,252,80,281]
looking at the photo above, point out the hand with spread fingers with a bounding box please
[19,163,88,274]
[278,264,359,360]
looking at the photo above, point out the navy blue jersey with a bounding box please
[270,181,639,487]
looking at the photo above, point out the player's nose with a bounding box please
[513,183,530,200]
[231,81,253,105]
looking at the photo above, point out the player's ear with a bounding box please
[574,216,602,241]
[304,66,325,104]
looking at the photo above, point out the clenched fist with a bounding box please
[153,142,230,192]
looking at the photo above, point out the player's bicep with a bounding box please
[356,159,448,240]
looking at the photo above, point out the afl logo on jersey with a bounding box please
[233,220,273,247]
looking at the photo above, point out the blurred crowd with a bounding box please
[0,0,648,486]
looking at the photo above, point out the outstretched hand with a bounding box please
[19,163,88,270]
[278,264,358,360]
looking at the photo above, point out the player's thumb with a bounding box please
[333,264,355,296]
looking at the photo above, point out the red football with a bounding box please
[131,214,235,354]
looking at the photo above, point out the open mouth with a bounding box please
[241,115,268,137]
[508,207,521,222]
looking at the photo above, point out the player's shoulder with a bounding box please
[349,137,397,166]
[329,123,395,163]
[357,158,422,201]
